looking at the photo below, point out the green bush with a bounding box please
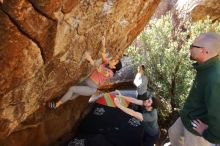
[126,13,220,116]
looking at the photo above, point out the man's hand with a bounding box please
[114,90,122,96]
[192,119,208,135]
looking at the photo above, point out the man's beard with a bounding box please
[190,55,195,61]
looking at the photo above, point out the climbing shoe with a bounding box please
[48,101,56,109]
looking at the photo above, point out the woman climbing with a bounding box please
[48,36,122,109]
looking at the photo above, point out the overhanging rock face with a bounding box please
[0,0,160,145]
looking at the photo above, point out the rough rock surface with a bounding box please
[153,0,177,19]
[176,0,220,21]
[153,0,220,22]
[0,0,160,145]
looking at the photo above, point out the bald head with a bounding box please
[194,32,220,57]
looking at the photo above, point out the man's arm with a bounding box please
[114,98,143,121]
[117,94,143,106]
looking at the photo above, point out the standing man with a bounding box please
[168,32,220,146]
[134,65,148,100]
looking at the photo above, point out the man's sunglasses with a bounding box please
[190,44,204,49]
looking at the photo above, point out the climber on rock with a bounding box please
[48,36,122,109]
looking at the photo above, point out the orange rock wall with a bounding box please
[0,0,160,145]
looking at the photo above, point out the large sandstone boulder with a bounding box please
[153,0,177,19]
[0,0,160,145]
[176,0,220,21]
[153,0,220,21]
